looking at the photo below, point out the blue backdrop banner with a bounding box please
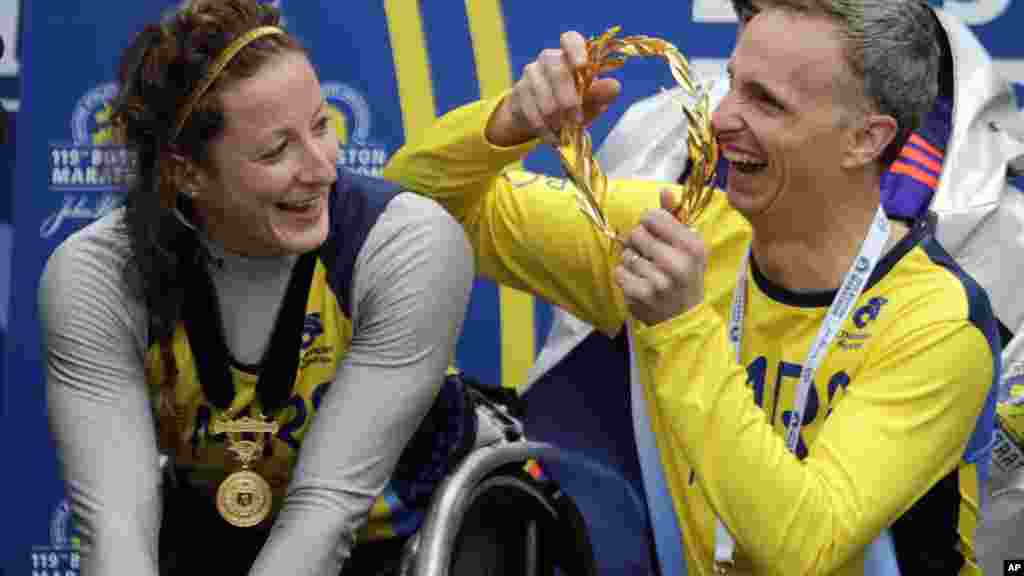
[3,1,1022,573]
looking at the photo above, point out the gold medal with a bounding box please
[210,412,280,527]
[217,469,273,527]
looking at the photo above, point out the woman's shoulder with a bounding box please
[332,170,467,253]
[40,208,144,321]
[353,190,471,289]
[385,191,464,233]
[369,191,471,268]
[44,209,133,280]
[347,188,473,329]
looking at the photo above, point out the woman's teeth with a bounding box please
[277,197,318,211]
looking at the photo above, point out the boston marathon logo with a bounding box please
[28,498,81,575]
[42,82,134,238]
[322,82,388,177]
[53,82,135,189]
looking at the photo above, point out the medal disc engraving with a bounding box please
[216,469,273,527]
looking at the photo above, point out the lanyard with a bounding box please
[714,205,891,570]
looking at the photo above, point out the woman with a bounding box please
[38,1,475,574]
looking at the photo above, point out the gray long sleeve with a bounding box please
[40,216,162,574]
[39,192,474,575]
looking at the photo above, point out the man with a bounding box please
[526,1,1024,573]
[528,0,975,391]
[385,1,999,574]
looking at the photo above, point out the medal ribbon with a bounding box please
[183,245,318,413]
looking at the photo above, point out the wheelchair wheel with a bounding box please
[447,466,596,576]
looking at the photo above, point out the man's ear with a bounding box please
[842,113,898,169]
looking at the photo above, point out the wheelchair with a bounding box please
[400,358,656,576]
[157,374,634,576]
[400,440,593,576]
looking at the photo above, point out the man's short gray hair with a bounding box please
[754,0,940,166]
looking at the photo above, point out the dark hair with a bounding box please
[731,0,759,23]
[112,0,304,341]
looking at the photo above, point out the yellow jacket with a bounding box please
[384,95,997,575]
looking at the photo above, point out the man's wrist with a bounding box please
[485,95,535,147]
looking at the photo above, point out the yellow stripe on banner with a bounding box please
[465,0,536,392]
[465,0,513,98]
[383,0,437,139]
[385,1,453,369]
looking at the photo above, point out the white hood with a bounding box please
[927,11,1024,346]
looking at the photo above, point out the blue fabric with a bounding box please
[628,326,688,575]
[323,169,402,317]
[523,330,657,574]
[863,529,902,576]
[880,97,953,221]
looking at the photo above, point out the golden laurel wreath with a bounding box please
[556,26,719,242]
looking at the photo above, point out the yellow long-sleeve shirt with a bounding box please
[384,96,999,575]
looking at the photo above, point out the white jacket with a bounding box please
[526,9,1024,573]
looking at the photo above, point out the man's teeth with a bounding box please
[724,153,768,173]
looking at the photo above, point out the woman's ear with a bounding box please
[170,153,207,199]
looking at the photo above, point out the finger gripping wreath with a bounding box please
[556,26,719,246]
